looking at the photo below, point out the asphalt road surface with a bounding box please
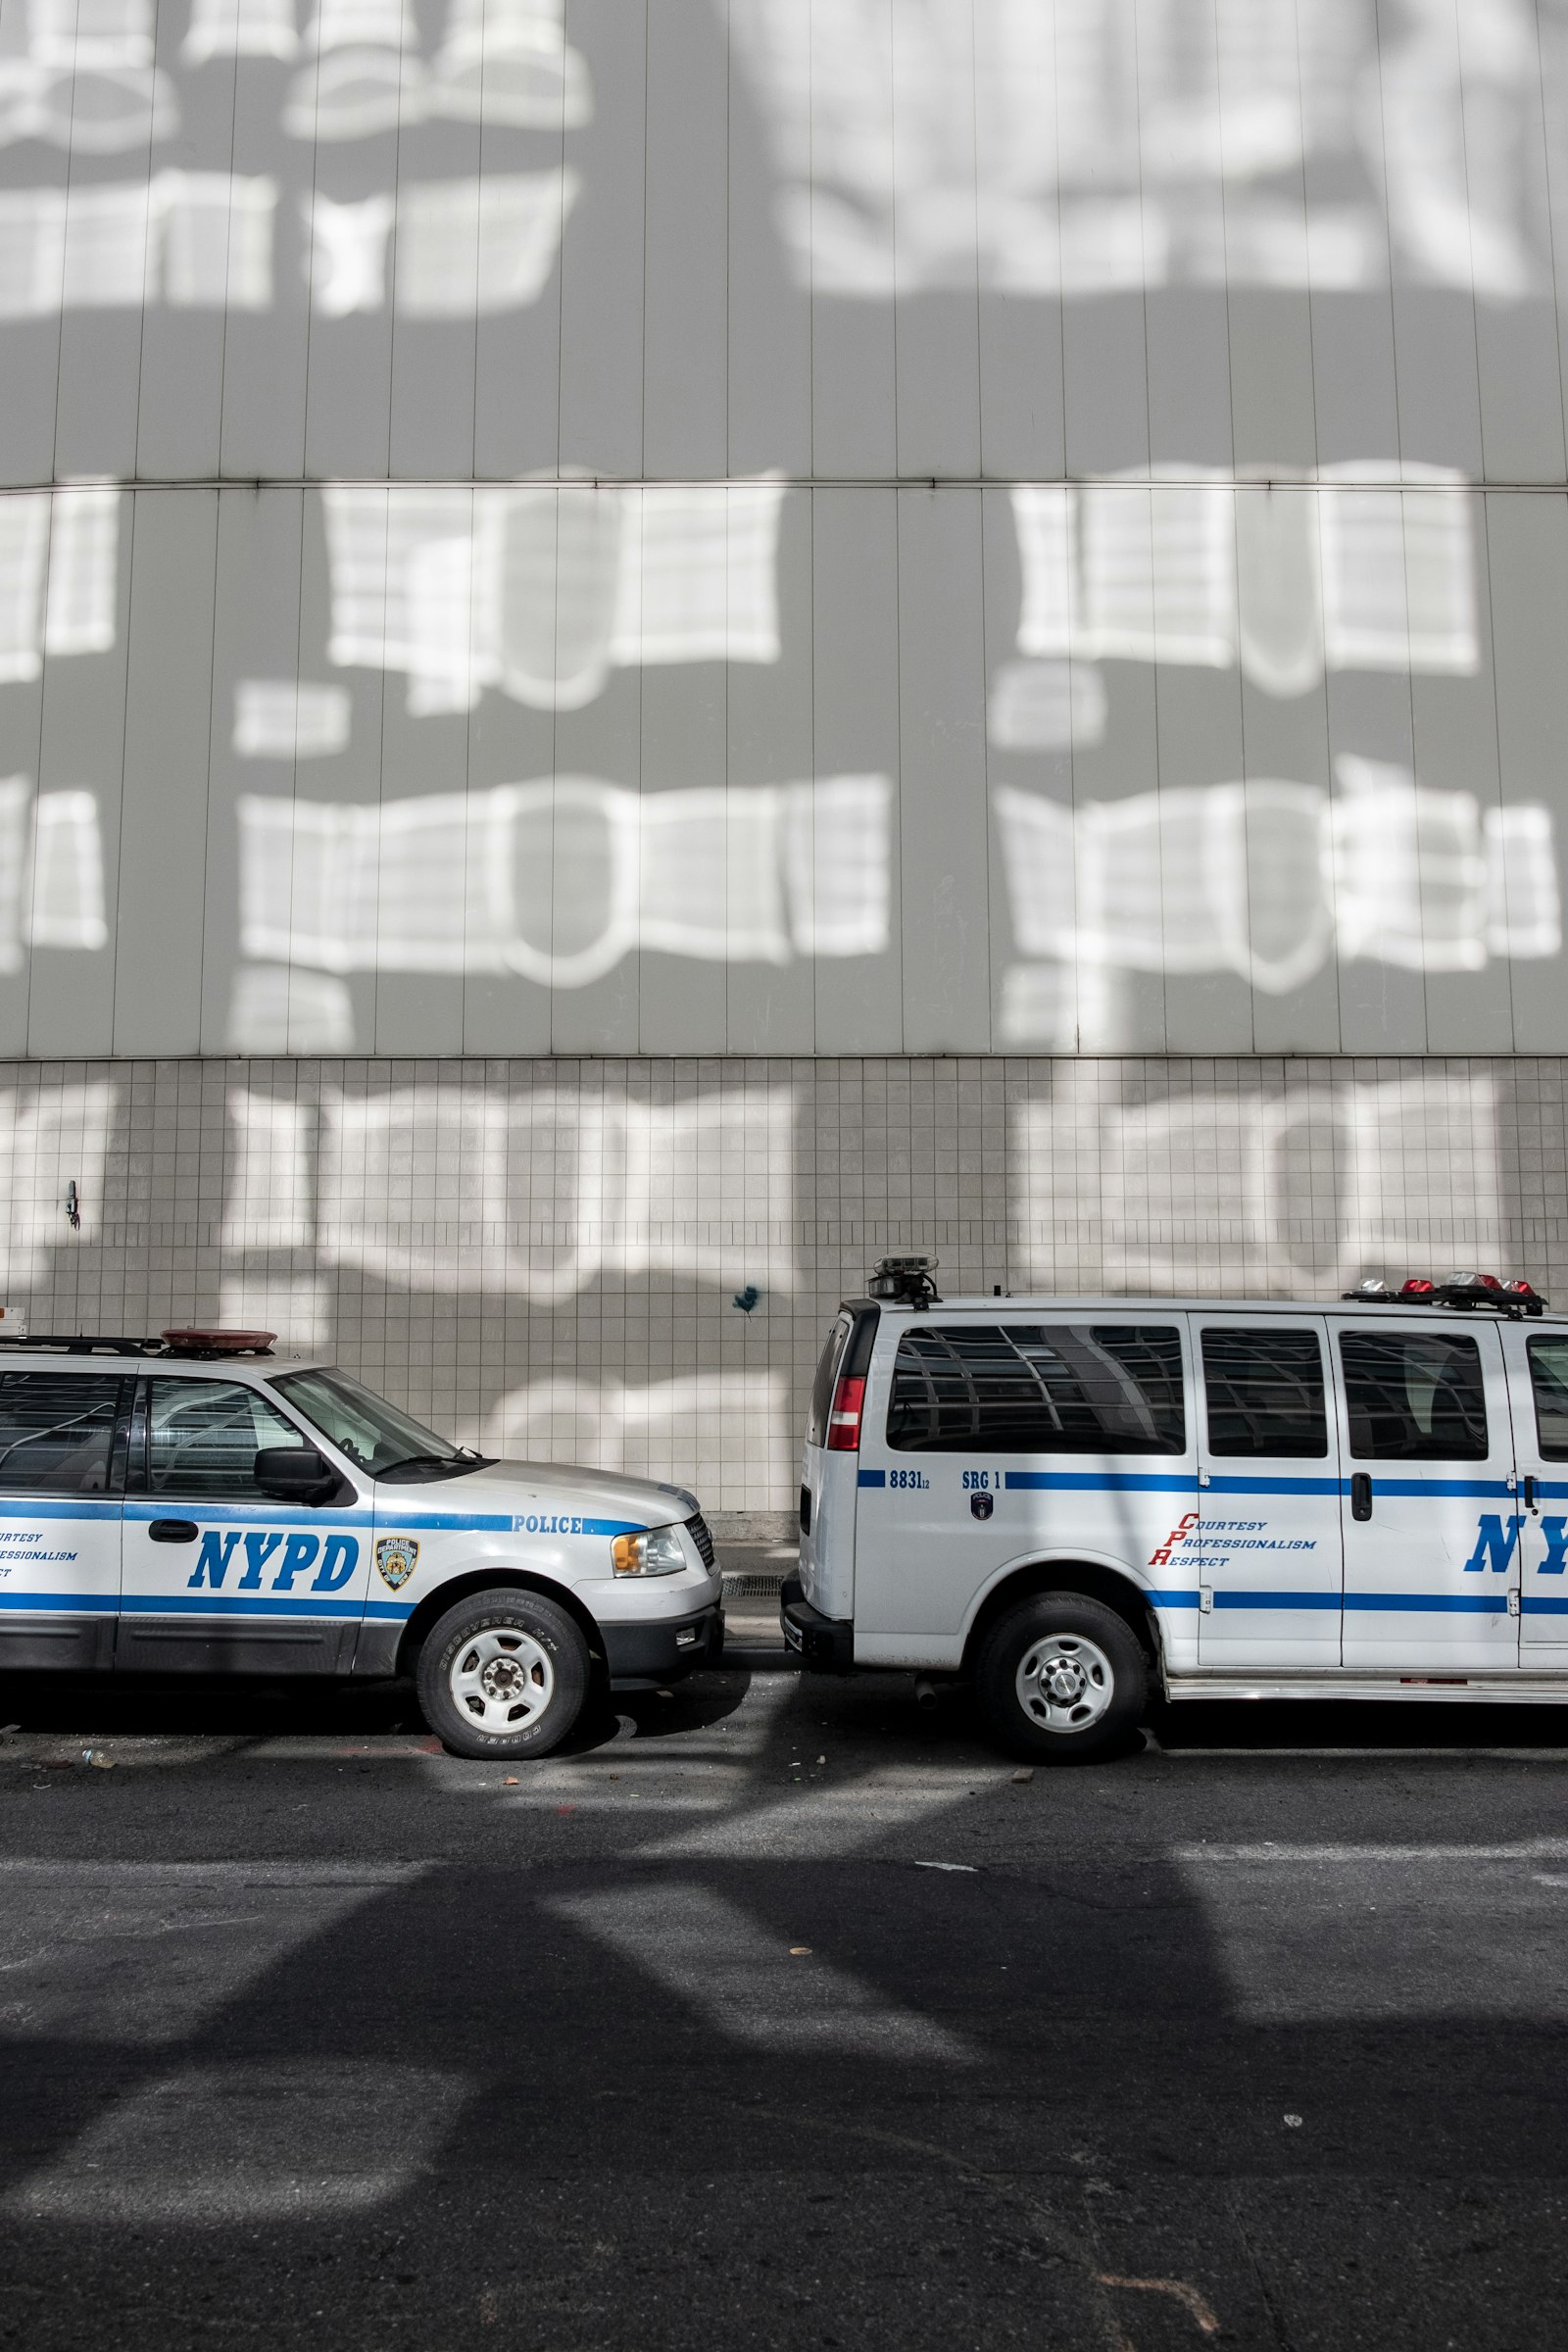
[2,1607,1567,2351]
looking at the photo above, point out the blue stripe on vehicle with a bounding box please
[1524,1595,1568,1614]
[1344,1592,1513,1613]
[1146,1588,1201,1607]
[1203,1475,1342,1495]
[1213,1590,1341,1608]
[1362,1479,1517,1499]
[117,1594,368,1619]
[122,1501,372,1527]
[0,1590,117,1612]
[1004,1471,1197,1494]
[0,1499,122,1521]
[378,1512,642,1536]
[858,1469,886,1488]
[363,1599,418,1620]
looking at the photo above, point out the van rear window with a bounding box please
[807,1314,853,1448]
[886,1325,1185,1453]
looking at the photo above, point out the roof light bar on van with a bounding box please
[1342,1274,1547,1317]
[825,1373,866,1451]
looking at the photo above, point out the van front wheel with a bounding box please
[975,1592,1147,1762]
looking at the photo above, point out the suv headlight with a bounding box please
[611,1525,687,1577]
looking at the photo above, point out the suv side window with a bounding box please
[1339,1331,1488,1462]
[886,1325,1185,1453]
[1201,1328,1328,1458]
[0,1373,128,1494]
[137,1379,311,1498]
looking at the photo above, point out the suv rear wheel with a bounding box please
[975,1591,1147,1762]
[416,1588,589,1761]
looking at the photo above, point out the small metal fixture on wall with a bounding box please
[65,1181,80,1231]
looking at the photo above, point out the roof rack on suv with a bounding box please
[0,1328,277,1358]
[1343,1274,1548,1319]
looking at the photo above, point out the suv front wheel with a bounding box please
[975,1591,1147,1762]
[416,1588,589,1760]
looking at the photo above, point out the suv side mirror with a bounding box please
[254,1445,338,1504]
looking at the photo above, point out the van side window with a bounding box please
[1339,1332,1488,1462]
[886,1325,1185,1454]
[1201,1329,1327,1458]
[1526,1337,1568,1459]
[807,1315,853,1448]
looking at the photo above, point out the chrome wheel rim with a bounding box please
[1014,1632,1114,1734]
[450,1627,554,1732]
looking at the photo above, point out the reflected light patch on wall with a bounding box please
[236,774,891,985]
[0,1080,118,1281]
[988,658,1106,752]
[221,1090,315,1250]
[0,173,274,315]
[182,0,300,64]
[321,482,785,710]
[316,1086,798,1301]
[302,172,576,315]
[0,0,177,153]
[480,1373,789,1498]
[0,781,109,970]
[0,491,119,681]
[283,0,588,136]
[995,766,1558,1043]
[1011,1065,1503,1296]
[234,679,352,759]
[1011,470,1478,695]
[727,0,1549,298]
[226,965,356,1054]
[218,1275,329,1348]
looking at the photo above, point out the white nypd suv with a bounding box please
[785,1257,1568,1762]
[0,1328,722,1759]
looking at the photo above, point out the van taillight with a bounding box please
[825,1374,865,1451]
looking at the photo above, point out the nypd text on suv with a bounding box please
[0,1327,721,1759]
[783,1257,1568,1761]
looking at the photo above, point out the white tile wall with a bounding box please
[0,1054,1563,1521]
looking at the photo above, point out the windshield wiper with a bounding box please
[375,1451,492,1484]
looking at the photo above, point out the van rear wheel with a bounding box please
[416,1588,588,1761]
[975,1592,1147,1762]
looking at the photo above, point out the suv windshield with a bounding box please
[271,1369,489,1483]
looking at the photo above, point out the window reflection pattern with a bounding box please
[272,1367,463,1478]
[1339,1332,1488,1462]
[887,1324,1185,1454]
[0,1372,124,1494]
[142,1378,307,1496]
[1201,1328,1327,1458]
[1527,1338,1568,1463]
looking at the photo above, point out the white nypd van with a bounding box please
[0,1328,721,1758]
[783,1257,1568,1761]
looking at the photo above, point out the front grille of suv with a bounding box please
[685,1512,715,1568]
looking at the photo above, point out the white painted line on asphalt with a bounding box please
[546,1883,974,2064]
[4,2062,464,2223]
[0,1859,423,1883]
[1162,1747,1568,1762]
[1174,1840,1568,1864]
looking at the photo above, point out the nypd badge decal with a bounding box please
[375,1537,419,1591]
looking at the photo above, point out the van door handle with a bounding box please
[148,1518,199,1544]
[1349,1474,1373,1522]
[1524,1475,1539,1513]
